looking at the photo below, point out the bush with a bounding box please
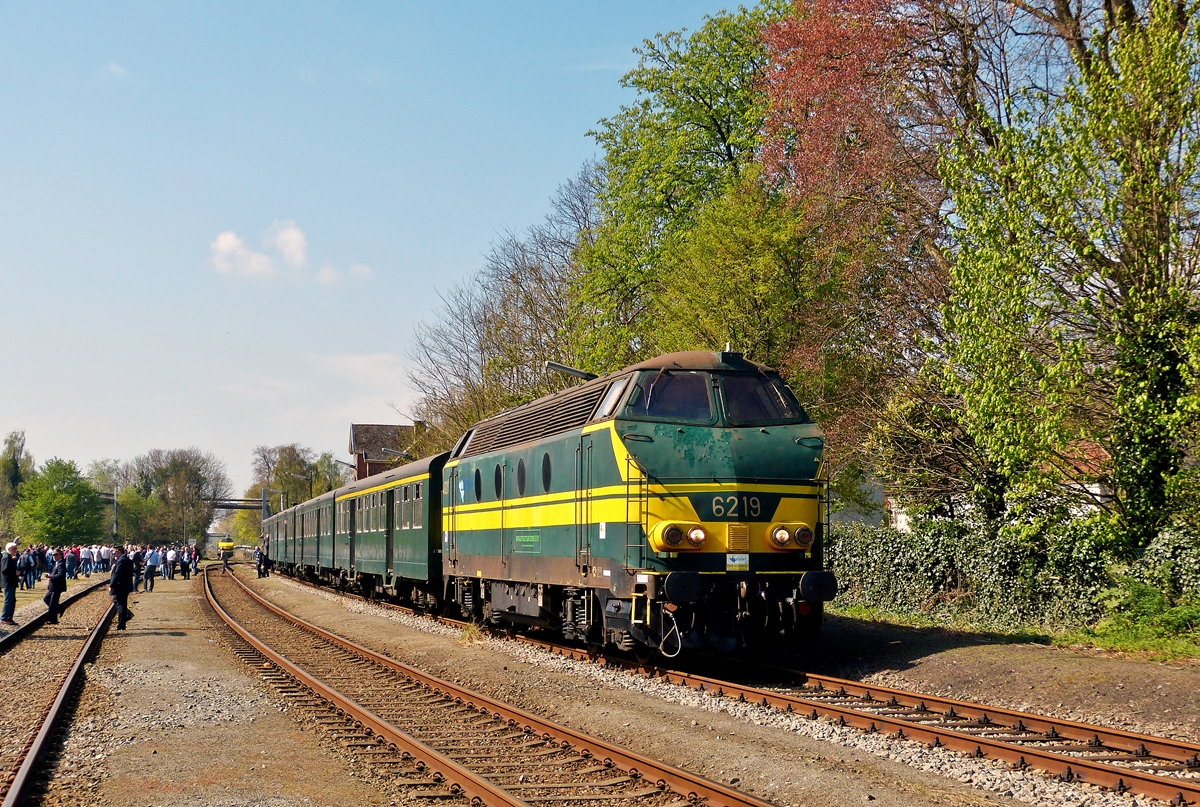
[1131,526,1200,597]
[826,514,1112,629]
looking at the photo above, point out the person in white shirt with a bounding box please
[166,548,178,580]
[80,546,93,575]
[143,548,161,592]
[99,545,112,571]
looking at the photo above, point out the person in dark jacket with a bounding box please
[1,542,19,625]
[108,546,134,630]
[44,548,67,623]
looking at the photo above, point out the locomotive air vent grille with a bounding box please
[727,524,749,552]
[462,383,610,458]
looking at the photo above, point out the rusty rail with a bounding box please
[204,566,527,807]
[1,599,115,807]
[221,569,782,807]
[281,572,1200,806]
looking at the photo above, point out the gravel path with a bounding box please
[255,574,1170,807]
[35,573,405,807]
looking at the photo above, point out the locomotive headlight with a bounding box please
[794,525,815,549]
[663,525,685,547]
[770,526,792,548]
[686,526,707,547]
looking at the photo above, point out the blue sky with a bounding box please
[0,2,732,493]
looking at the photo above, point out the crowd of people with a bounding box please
[0,540,205,628]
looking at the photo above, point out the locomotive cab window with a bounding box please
[719,373,810,425]
[624,371,714,423]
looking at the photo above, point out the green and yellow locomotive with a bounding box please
[264,350,836,655]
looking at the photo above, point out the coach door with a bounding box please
[575,436,594,572]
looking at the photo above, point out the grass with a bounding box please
[1056,588,1200,661]
[459,623,484,645]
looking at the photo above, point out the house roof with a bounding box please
[348,423,416,462]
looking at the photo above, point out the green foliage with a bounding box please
[1064,580,1200,660]
[576,2,788,369]
[0,430,35,532]
[828,514,1113,629]
[116,486,162,545]
[941,0,1200,546]
[12,458,105,545]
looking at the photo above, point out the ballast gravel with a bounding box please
[261,575,1172,807]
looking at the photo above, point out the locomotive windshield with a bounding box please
[624,371,714,422]
[719,373,810,425]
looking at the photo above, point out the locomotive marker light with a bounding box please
[652,522,708,551]
[793,525,815,549]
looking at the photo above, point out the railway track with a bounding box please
[0,581,114,806]
[205,566,782,807]
[278,572,1200,806]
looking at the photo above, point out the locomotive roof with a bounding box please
[453,351,777,459]
[622,350,773,374]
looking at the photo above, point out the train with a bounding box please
[262,350,837,656]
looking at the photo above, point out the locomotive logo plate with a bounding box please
[726,553,749,571]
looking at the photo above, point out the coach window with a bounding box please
[413,483,423,529]
[402,486,411,530]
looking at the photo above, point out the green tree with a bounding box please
[0,430,35,531]
[12,458,104,545]
[942,0,1200,546]
[575,2,788,369]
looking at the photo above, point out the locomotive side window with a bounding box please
[517,459,526,497]
[494,464,503,500]
[474,468,482,502]
[541,453,551,493]
[594,377,630,420]
[624,371,713,423]
[413,482,423,529]
[720,374,809,425]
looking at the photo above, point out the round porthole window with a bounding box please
[494,464,503,499]
[541,453,552,493]
[517,459,526,497]
[473,468,482,503]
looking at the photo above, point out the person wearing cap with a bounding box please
[44,548,67,624]
[108,545,134,630]
[1,542,20,625]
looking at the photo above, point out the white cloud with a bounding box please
[209,220,370,284]
[266,219,307,267]
[210,231,276,277]
[108,62,127,76]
